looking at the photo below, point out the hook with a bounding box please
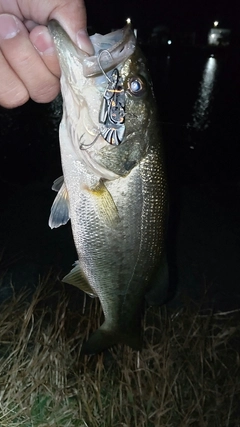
[79,132,101,150]
[97,49,113,82]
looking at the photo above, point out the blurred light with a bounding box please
[191,57,217,131]
[126,18,131,24]
[167,40,172,45]
[213,21,219,27]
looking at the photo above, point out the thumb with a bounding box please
[49,0,94,54]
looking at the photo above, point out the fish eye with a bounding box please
[128,76,146,97]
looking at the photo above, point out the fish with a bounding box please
[48,20,168,354]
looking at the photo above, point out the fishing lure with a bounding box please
[99,67,125,146]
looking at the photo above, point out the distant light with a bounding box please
[213,21,219,27]
[167,40,172,45]
[126,17,131,24]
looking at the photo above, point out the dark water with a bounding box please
[1,46,240,308]
[148,47,240,185]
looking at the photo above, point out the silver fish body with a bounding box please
[48,21,168,354]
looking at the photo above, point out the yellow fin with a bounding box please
[62,261,97,298]
[87,180,120,228]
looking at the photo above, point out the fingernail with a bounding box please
[32,28,55,55]
[77,29,94,55]
[0,14,20,40]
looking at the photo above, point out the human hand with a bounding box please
[0,0,93,108]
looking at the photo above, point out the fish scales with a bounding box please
[48,21,168,353]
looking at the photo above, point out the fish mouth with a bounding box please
[48,21,138,178]
[48,20,136,77]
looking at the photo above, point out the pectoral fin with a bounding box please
[87,180,120,228]
[52,175,64,192]
[49,179,70,229]
[62,261,97,298]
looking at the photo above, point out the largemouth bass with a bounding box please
[48,21,168,354]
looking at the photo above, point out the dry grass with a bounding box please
[0,271,239,426]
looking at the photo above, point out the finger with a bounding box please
[49,0,94,54]
[0,14,29,107]
[29,25,61,78]
[24,19,38,32]
[0,14,60,105]
[0,49,29,108]
[0,0,94,55]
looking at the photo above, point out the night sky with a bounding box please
[85,0,239,33]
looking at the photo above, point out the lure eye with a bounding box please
[128,76,146,97]
[130,80,141,92]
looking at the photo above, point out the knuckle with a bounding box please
[30,80,60,103]
[0,88,29,109]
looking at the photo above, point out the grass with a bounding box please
[0,270,239,426]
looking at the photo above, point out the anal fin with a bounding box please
[62,261,97,298]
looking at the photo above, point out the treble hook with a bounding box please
[97,49,113,82]
[79,133,101,150]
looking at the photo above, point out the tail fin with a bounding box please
[81,323,142,355]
